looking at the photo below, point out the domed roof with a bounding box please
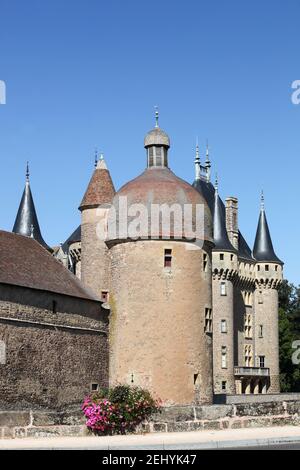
[144,127,170,148]
[107,167,213,243]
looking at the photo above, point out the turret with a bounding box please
[13,163,51,251]
[212,178,238,395]
[79,152,115,299]
[253,192,283,393]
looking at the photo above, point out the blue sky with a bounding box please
[0,0,299,283]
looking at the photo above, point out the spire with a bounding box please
[79,154,115,210]
[13,164,51,251]
[205,140,211,183]
[194,138,201,180]
[253,192,283,264]
[213,177,235,252]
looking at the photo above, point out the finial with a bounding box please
[261,190,265,210]
[30,224,34,238]
[194,138,201,180]
[26,161,30,182]
[205,140,210,163]
[154,105,159,128]
[205,140,211,183]
[195,137,200,162]
[215,173,218,193]
[99,152,104,160]
[94,148,98,168]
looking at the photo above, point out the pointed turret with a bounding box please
[13,163,51,251]
[253,192,283,264]
[79,154,115,211]
[213,177,235,252]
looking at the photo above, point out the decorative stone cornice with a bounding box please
[255,277,282,290]
[212,268,238,283]
[235,275,256,290]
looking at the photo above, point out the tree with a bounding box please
[279,281,300,392]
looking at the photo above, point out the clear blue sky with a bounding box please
[0,0,299,284]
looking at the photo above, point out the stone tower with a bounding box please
[253,193,283,393]
[79,155,115,299]
[13,163,51,251]
[107,116,214,405]
[211,179,238,394]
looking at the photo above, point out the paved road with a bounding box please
[1,426,300,450]
[225,443,300,450]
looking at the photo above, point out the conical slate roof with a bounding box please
[79,156,115,210]
[193,177,252,259]
[12,170,51,251]
[253,197,283,264]
[213,183,236,252]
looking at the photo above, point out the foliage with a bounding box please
[279,280,300,391]
[82,384,161,435]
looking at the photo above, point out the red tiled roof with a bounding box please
[0,231,100,301]
[79,167,115,210]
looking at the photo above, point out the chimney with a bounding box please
[225,197,239,250]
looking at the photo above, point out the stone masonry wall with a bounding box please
[2,400,300,438]
[0,284,109,410]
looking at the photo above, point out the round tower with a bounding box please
[79,154,115,299]
[211,178,238,395]
[253,193,283,393]
[107,115,214,405]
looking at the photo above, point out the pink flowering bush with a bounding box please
[82,385,161,435]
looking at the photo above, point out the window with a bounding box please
[0,340,6,365]
[230,254,234,261]
[101,291,109,302]
[52,300,57,314]
[204,308,212,334]
[244,314,253,339]
[221,319,227,333]
[265,265,269,271]
[257,265,260,271]
[221,346,227,369]
[259,356,265,368]
[244,344,253,367]
[91,383,99,392]
[164,249,172,268]
[259,324,263,338]
[222,381,227,391]
[220,282,227,296]
[203,253,208,272]
[275,265,278,272]
[156,146,162,166]
[220,253,224,261]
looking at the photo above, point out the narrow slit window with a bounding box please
[203,253,208,272]
[220,282,227,296]
[204,308,212,334]
[164,249,172,268]
[221,319,227,333]
[101,291,109,302]
[52,300,57,314]
[221,346,227,369]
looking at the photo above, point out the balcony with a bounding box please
[234,366,270,377]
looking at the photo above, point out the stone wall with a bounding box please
[2,400,300,438]
[0,284,109,410]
